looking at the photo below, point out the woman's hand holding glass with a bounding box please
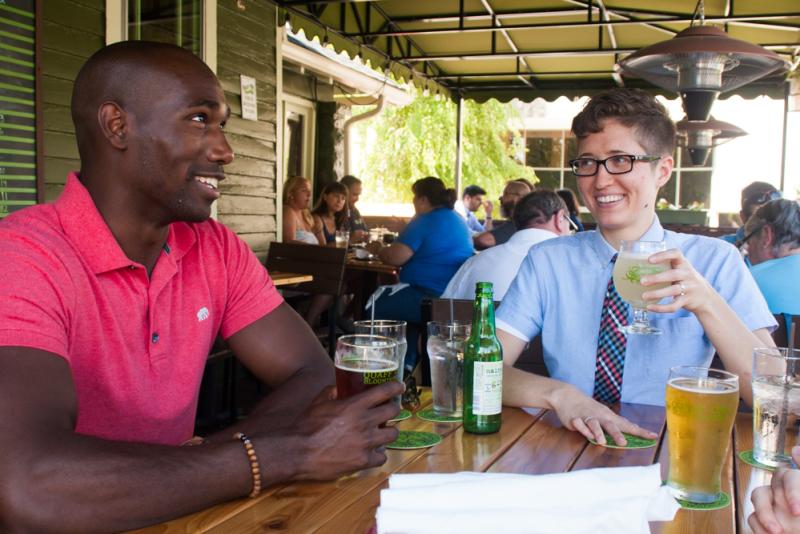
[638,248,715,316]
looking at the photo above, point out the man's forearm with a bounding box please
[3,432,258,533]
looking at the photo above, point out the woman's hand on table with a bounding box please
[749,446,800,534]
[352,229,369,243]
[549,384,658,446]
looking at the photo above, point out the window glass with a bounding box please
[679,170,712,209]
[128,0,202,55]
[535,170,561,192]
[525,131,563,168]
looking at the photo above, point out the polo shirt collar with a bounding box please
[590,215,666,268]
[54,172,195,274]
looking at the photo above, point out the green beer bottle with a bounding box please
[463,281,503,434]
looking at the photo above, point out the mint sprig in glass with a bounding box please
[612,240,668,335]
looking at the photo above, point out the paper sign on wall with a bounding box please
[240,75,258,121]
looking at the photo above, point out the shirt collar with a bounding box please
[54,172,195,274]
[507,228,558,246]
[590,215,666,267]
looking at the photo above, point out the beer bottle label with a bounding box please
[472,361,502,415]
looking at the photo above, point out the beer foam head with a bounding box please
[668,376,738,393]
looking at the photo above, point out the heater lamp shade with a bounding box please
[676,117,747,166]
[619,26,788,94]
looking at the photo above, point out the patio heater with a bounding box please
[676,117,747,166]
[618,1,788,121]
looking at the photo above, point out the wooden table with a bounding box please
[269,271,313,287]
[136,396,768,534]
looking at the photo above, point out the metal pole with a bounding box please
[454,94,464,194]
[780,81,789,192]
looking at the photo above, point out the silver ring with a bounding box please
[583,416,596,424]
[678,282,687,297]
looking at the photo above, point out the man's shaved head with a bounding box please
[71,41,215,160]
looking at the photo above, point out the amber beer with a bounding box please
[335,358,399,399]
[665,367,739,503]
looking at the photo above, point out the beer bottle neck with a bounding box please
[471,293,496,338]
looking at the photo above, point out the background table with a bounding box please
[269,271,313,287]
[134,394,768,534]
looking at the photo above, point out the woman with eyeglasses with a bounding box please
[741,198,800,316]
[720,181,782,247]
[495,88,776,448]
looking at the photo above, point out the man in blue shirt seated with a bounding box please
[455,184,494,235]
[495,88,776,447]
[742,198,800,316]
[720,181,781,246]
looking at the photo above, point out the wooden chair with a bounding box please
[772,313,799,350]
[265,242,348,357]
[418,298,547,386]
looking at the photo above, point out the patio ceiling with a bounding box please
[274,0,800,102]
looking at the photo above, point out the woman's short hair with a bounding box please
[571,88,676,156]
[412,177,456,209]
[745,199,800,255]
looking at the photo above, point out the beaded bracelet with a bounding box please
[233,432,262,498]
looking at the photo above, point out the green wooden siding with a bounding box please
[217,0,278,260]
[40,0,103,202]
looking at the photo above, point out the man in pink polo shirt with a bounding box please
[0,41,402,531]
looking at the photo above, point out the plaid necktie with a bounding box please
[592,255,630,404]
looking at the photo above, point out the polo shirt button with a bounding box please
[151,332,159,343]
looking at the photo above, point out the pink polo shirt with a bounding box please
[0,173,283,445]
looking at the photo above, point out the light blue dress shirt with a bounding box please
[749,254,800,315]
[496,217,776,406]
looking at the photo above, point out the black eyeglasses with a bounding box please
[737,223,766,249]
[568,154,662,177]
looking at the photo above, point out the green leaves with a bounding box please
[624,265,664,284]
[352,91,536,206]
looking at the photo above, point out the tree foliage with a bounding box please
[352,92,535,204]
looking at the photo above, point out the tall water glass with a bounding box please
[752,347,800,467]
[426,321,471,417]
[335,230,350,248]
[354,320,407,406]
[665,366,739,503]
[612,240,668,335]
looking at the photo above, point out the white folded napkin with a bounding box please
[376,464,678,534]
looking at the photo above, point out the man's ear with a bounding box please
[98,102,128,150]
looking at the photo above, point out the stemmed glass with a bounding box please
[611,240,668,335]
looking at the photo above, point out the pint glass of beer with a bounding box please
[665,366,739,503]
[334,334,399,400]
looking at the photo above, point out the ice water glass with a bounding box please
[335,230,350,248]
[752,347,800,467]
[427,321,470,417]
[612,240,668,335]
[354,320,407,406]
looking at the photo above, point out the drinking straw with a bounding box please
[449,299,454,341]
[370,292,376,336]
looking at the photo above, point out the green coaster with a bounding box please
[388,409,412,423]
[676,491,731,511]
[416,408,462,423]
[587,432,657,449]
[738,450,777,472]
[387,430,442,450]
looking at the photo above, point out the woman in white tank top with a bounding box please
[282,176,323,245]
